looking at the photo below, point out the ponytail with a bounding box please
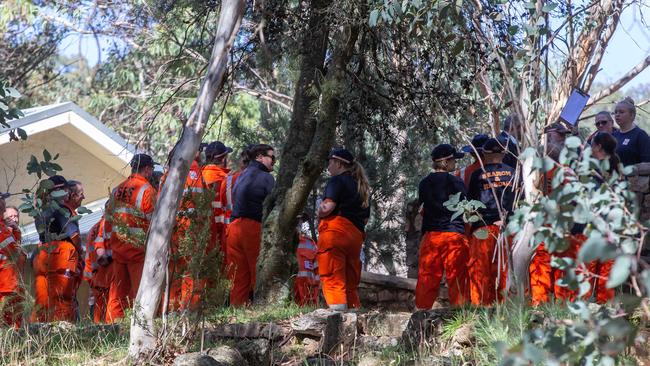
[349,161,370,209]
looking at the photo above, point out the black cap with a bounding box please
[130,153,155,170]
[327,148,355,164]
[461,134,490,154]
[482,137,508,154]
[0,192,10,200]
[544,122,571,135]
[431,144,464,161]
[48,175,68,189]
[205,141,233,159]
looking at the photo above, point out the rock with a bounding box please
[322,311,342,354]
[401,309,453,349]
[292,309,336,336]
[632,163,650,176]
[357,336,400,351]
[234,338,270,366]
[174,353,224,366]
[302,357,353,366]
[206,346,248,366]
[450,323,474,347]
[301,337,321,357]
[207,322,286,340]
[377,289,396,302]
[358,354,385,366]
[360,312,412,337]
[630,175,650,193]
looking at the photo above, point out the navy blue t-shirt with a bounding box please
[613,126,650,166]
[418,172,466,234]
[231,161,275,222]
[499,131,520,169]
[323,172,370,232]
[468,163,516,228]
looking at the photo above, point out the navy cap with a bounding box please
[431,144,464,161]
[205,141,233,159]
[461,134,490,154]
[0,192,10,200]
[130,153,155,170]
[482,137,508,154]
[327,148,355,164]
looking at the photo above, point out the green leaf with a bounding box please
[473,229,488,240]
[577,233,615,263]
[369,9,380,27]
[50,189,68,199]
[565,136,581,149]
[523,2,536,10]
[5,87,20,98]
[542,3,558,12]
[16,128,27,140]
[76,206,93,215]
[43,149,51,162]
[606,256,631,288]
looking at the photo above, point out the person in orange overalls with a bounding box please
[317,148,371,311]
[105,154,156,322]
[31,176,67,322]
[416,144,469,309]
[226,144,275,306]
[83,216,113,323]
[201,141,232,256]
[529,122,574,305]
[0,194,25,327]
[294,214,320,306]
[467,137,516,306]
[456,134,489,188]
[167,153,211,311]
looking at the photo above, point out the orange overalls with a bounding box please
[217,172,240,260]
[202,164,229,255]
[294,236,320,306]
[47,204,81,322]
[31,242,49,322]
[226,216,261,306]
[168,161,208,311]
[0,223,24,327]
[317,216,364,310]
[468,225,508,305]
[83,219,113,323]
[416,232,469,308]
[105,173,155,323]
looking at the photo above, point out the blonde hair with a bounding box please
[619,97,636,117]
[347,162,370,209]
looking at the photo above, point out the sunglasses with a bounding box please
[595,120,608,127]
[262,153,276,162]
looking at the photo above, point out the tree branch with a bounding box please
[587,54,650,107]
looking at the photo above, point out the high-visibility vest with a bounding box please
[218,172,240,225]
[83,220,102,282]
[174,161,207,243]
[201,164,228,224]
[454,161,481,189]
[106,173,156,263]
[0,222,21,293]
[296,236,319,285]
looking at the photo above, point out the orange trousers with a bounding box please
[31,248,49,322]
[226,218,261,306]
[106,261,144,323]
[0,292,22,328]
[168,272,204,311]
[317,216,363,310]
[91,286,109,324]
[294,277,319,307]
[529,243,553,306]
[47,241,80,322]
[468,225,507,306]
[552,234,584,302]
[416,231,469,309]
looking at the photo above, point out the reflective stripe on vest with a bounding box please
[297,271,319,279]
[225,175,233,211]
[298,239,317,251]
[0,235,15,249]
[113,206,147,219]
[135,183,152,211]
[214,216,225,224]
[211,201,223,209]
[183,187,204,195]
[84,270,93,279]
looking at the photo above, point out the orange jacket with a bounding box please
[106,173,156,263]
[455,161,481,189]
[0,222,23,293]
[218,171,241,225]
[296,235,319,286]
[174,161,207,245]
[83,218,112,288]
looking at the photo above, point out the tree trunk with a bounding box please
[128,0,245,360]
[254,20,361,304]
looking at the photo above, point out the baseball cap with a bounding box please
[544,122,571,135]
[431,144,464,161]
[327,148,355,164]
[482,137,508,154]
[48,175,68,189]
[205,141,233,158]
[461,134,490,154]
[130,153,155,170]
